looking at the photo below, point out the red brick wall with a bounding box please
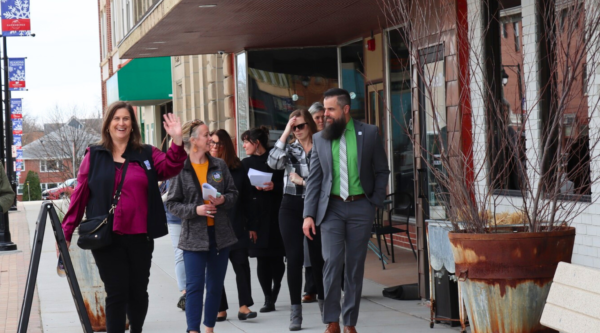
[386,222,417,252]
[17,159,73,201]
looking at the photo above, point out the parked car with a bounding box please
[48,178,77,200]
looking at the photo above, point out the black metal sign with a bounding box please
[18,201,92,333]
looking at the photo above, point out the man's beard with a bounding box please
[321,116,347,141]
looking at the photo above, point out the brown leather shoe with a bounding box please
[343,326,357,333]
[302,293,317,303]
[324,322,341,333]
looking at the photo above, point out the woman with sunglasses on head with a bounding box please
[267,109,324,331]
[240,126,286,314]
[167,120,239,333]
[209,129,258,322]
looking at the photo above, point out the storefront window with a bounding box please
[246,48,338,143]
[340,41,366,121]
[541,2,590,197]
[387,30,415,216]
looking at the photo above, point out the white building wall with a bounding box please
[467,0,600,268]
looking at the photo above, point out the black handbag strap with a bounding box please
[108,160,130,215]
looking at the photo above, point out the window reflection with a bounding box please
[494,6,527,192]
[388,30,415,216]
[341,41,366,121]
[247,48,338,143]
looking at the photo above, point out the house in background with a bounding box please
[18,117,100,201]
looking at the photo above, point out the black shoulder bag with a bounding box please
[77,160,130,250]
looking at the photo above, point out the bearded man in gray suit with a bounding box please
[303,88,390,333]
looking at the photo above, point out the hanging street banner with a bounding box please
[10,98,22,118]
[12,119,22,134]
[1,0,30,36]
[11,97,22,174]
[8,58,25,90]
[12,96,22,170]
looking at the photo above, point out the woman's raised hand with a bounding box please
[284,116,297,135]
[163,113,183,146]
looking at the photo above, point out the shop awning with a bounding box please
[106,57,172,106]
[119,0,388,59]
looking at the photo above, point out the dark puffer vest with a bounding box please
[87,144,168,239]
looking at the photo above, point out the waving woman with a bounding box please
[61,101,186,333]
[167,120,239,333]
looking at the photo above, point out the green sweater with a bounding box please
[0,163,14,212]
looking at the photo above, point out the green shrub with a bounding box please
[22,171,41,201]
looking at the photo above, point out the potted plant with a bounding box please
[380,0,599,332]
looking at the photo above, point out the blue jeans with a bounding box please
[183,227,230,331]
[167,223,186,292]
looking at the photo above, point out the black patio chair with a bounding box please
[373,192,417,269]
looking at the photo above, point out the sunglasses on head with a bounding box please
[292,123,307,131]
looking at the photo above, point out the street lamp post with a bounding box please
[0,36,15,251]
[26,181,29,201]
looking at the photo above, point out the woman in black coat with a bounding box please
[241,126,285,313]
[209,129,258,321]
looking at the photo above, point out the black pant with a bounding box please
[279,195,307,305]
[256,256,285,300]
[304,267,317,294]
[219,248,254,311]
[306,223,326,300]
[92,233,154,333]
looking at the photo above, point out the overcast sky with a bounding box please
[11,0,100,122]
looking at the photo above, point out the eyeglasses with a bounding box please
[209,142,222,147]
[189,119,204,135]
[292,123,307,131]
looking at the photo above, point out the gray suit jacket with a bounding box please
[303,120,390,225]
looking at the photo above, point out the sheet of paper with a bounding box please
[248,168,273,188]
[202,183,218,201]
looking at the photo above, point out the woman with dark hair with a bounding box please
[61,101,186,333]
[268,109,324,330]
[241,126,286,313]
[167,120,239,333]
[209,129,258,321]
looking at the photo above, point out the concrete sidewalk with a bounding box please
[18,201,462,333]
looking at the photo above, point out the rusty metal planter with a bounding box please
[70,230,107,332]
[448,227,575,333]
